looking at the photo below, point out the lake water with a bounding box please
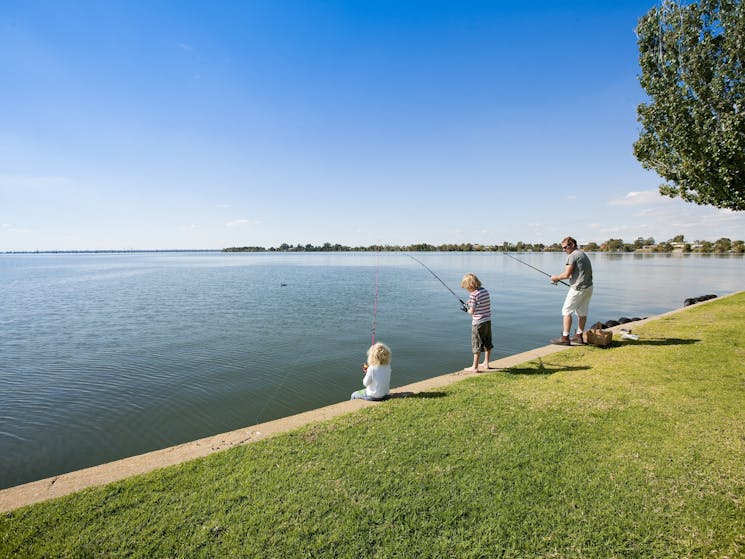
[1,251,743,489]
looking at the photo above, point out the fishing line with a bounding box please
[257,249,383,426]
[407,254,468,312]
[503,252,570,287]
[371,249,380,345]
[252,286,304,425]
[253,342,296,426]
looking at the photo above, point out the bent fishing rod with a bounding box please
[503,252,570,287]
[407,254,469,312]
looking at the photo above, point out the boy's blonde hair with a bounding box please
[367,342,391,366]
[460,273,482,290]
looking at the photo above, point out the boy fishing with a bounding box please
[461,273,493,372]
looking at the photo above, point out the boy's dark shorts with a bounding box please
[471,321,493,354]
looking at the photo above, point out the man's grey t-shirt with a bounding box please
[566,250,593,290]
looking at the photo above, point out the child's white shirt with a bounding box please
[363,364,391,399]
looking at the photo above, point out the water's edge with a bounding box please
[2,294,733,513]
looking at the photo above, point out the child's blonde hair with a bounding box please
[367,342,391,366]
[460,273,482,290]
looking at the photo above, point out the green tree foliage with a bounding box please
[700,240,715,252]
[602,238,626,251]
[222,237,744,253]
[634,0,745,210]
[655,241,675,252]
[714,237,733,251]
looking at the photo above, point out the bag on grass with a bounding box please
[584,328,612,347]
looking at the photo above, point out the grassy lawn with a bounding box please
[2,293,744,558]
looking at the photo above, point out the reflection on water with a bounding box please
[0,251,742,489]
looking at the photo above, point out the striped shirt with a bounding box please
[468,287,491,325]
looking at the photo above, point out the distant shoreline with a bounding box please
[4,237,745,256]
[0,249,220,255]
[3,248,744,256]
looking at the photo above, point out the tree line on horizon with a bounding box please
[223,235,745,254]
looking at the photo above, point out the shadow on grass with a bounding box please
[503,362,591,376]
[389,391,447,399]
[616,337,700,346]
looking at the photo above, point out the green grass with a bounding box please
[2,293,745,558]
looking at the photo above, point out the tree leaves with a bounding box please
[634,0,745,211]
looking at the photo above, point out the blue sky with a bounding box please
[2,0,744,251]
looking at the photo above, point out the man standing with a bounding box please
[550,236,593,345]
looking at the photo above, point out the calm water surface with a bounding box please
[1,251,742,489]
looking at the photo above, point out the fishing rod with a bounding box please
[371,250,380,345]
[407,254,469,312]
[503,252,570,287]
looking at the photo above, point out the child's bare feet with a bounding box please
[480,363,493,370]
[464,366,479,372]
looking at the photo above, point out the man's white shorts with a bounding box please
[562,285,593,317]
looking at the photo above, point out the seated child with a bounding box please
[351,342,392,401]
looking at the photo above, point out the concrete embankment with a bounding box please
[0,297,726,513]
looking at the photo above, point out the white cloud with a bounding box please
[594,191,745,242]
[0,174,74,191]
[1,223,33,234]
[225,219,255,228]
[608,190,664,206]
